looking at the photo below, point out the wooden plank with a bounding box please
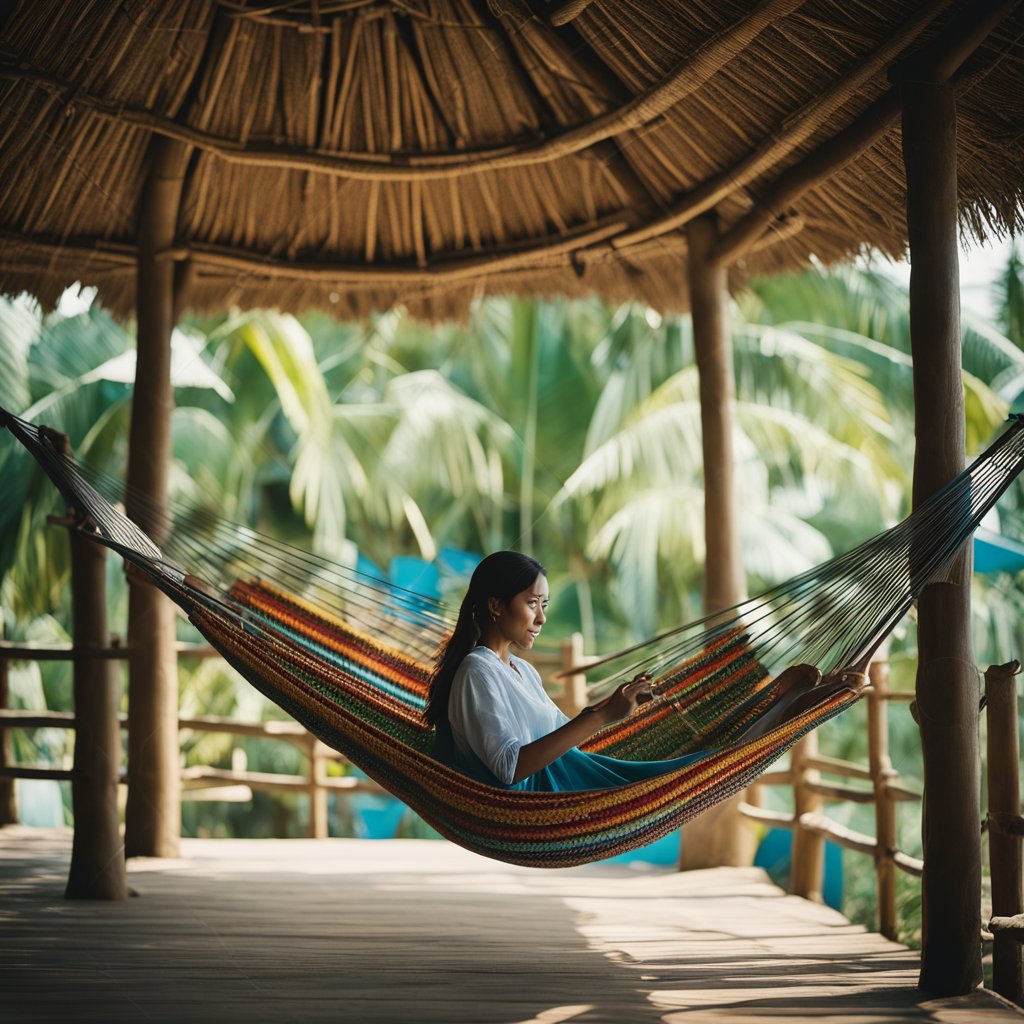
[737,802,794,828]
[180,766,383,795]
[803,753,872,781]
[0,829,1020,1024]
[798,811,878,857]
[990,915,1024,942]
[0,640,216,660]
[0,766,74,781]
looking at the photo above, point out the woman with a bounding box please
[426,551,860,792]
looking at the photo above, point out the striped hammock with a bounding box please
[4,408,1024,867]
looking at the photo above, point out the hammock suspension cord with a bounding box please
[3,407,1024,868]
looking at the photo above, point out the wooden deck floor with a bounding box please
[1,827,1020,1024]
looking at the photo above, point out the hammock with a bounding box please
[3,407,1024,867]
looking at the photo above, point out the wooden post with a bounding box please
[902,77,983,994]
[985,661,1023,1003]
[0,656,16,826]
[124,135,190,859]
[308,736,329,840]
[867,652,898,940]
[65,516,128,900]
[686,212,744,615]
[679,211,755,869]
[790,730,824,901]
[562,634,589,715]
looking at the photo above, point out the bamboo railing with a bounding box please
[0,637,584,840]
[0,639,385,842]
[737,653,1024,1005]
[739,656,924,939]
[2,631,1020,1001]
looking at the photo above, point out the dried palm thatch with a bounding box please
[0,0,1021,322]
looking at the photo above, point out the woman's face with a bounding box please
[493,572,548,649]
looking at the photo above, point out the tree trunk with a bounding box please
[902,78,983,995]
[679,212,756,869]
[124,135,189,859]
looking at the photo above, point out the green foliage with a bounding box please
[995,244,1024,352]
[4,253,1024,926]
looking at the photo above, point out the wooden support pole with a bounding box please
[65,517,128,900]
[985,661,1023,1003]
[308,737,329,840]
[679,212,754,869]
[867,652,898,939]
[902,78,983,995]
[687,213,744,613]
[0,656,16,826]
[790,730,825,901]
[124,135,190,859]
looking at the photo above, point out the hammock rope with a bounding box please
[3,406,1023,866]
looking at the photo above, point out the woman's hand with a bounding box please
[587,672,654,724]
[512,672,654,783]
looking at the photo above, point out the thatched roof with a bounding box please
[0,0,1022,322]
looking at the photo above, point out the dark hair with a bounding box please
[426,551,546,753]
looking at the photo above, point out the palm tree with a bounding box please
[995,243,1024,354]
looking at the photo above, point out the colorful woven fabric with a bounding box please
[5,407,1024,867]
[188,596,855,866]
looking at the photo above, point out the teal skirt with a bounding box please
[457,745,708,793]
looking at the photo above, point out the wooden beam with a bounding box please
[678,212,754,872]
[891,0,1022,85]
[710,0,1018,267]
[892,849,924,878]
[737,802,795,828]
[903,76,982,996]
[804,780,877,804]
[184,218,628,281]
[0,0,799,181]
[123,135,190,860]
[798,811,878,859]
[990,915,1024,943]
[803,753,873,781]
[0,219,629,283]
[0,639,216,659]
[710,90,900,267]
[549,0,595,26]
[0,765,74,781]
[611,0,954,251]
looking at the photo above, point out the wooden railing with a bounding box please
[738,655,923,938]
[0,635,586,839]
[0,640,385,839]
[737,655,1023,1004]
[2,632,1020,1000]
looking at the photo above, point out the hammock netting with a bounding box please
[4,407,1024,867]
